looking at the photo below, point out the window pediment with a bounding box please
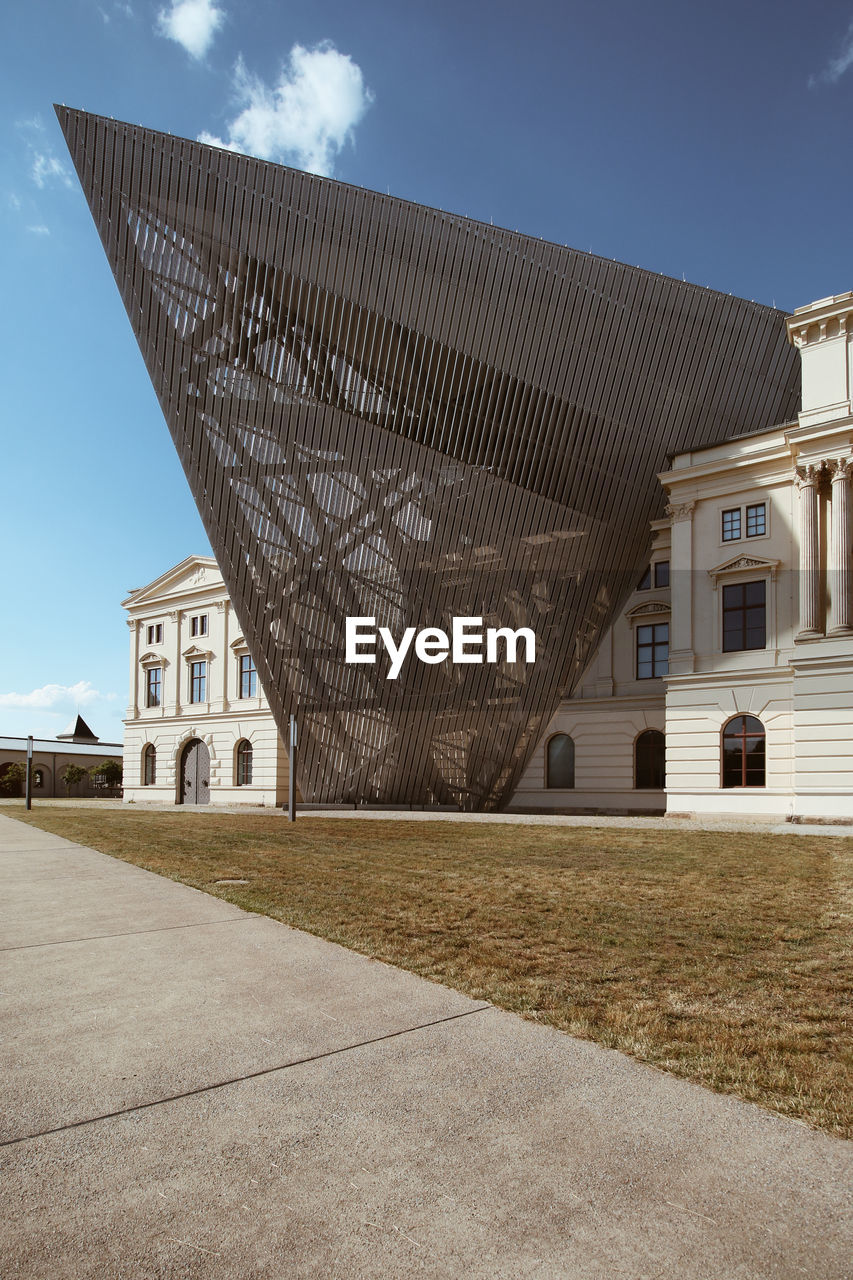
[182,644,214,661]
[708,554,779,583]
[625,600,671,625]
[140,652,168,668]
[229,635,249,653]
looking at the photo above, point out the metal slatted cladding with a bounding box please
[57,106,801,809]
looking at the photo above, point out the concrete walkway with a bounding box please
[1,814,850,1279]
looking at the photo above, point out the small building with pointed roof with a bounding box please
[56,714,99,743]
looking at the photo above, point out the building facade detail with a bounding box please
[828,459,852,634]
[512,292,853,821]
[122,558,293,806]
[56,95,847,823]
[61,105,801,811]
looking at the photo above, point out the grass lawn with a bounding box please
[4,806,851,1139]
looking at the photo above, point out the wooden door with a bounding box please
[180,738,210,804]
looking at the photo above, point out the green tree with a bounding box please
[89,759,123,789]
[0,762,27,798]
[61,764,89,797]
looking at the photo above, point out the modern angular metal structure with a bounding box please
[58,106,801,808]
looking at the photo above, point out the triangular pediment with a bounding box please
[708,554,780,581]
[182,644,213,660]
[123,556,222,608]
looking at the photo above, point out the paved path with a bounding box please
[1,813,850,1278]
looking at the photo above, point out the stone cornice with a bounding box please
[664,665,793,687]
[660,449,793,497]
[787,292,853,349]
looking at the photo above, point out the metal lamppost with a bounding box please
[288,715,297,823]
[25,735,33,811]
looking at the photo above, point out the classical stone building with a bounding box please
[124,292,853,819]
[513,291,853,821]
[122,558,292,806]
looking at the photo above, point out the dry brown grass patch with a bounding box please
[4,806,851,1138]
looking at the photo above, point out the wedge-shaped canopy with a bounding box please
[58,106,800,807]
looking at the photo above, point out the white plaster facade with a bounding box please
[122,557,292,806]
[513,291,853,821]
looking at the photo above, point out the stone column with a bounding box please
[828,459,852,635]
[172,610,183,713]
[796,465,822,638]
[127,618,139,718]
[665,500,695,674]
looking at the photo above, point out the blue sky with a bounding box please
[3,0,853,743]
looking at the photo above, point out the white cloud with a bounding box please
[8,193,22,211]
[100,1,134,21]
[156,0,224,60]
[26,224,50,236]
[31,153,72,189]
[199,42,373,177]
[810,18,853,86]
[0,681,116,710]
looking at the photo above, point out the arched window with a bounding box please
[546,734,575,788]
[236,739,253,786]
[635,730,665,789]
[722,716,765,788]
[142,744,156,786]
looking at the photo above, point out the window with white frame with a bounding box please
[746,503,766,537]
[722,508,741,541]
[145,667,162,708]
[239,654,257,698]
[236,739,253,786]
[190,614,208,637]
[636,622,669,678]
[722,715,765,788]
[189,660,207,703]
[637,560,670,590]
[722,502,766,543]
[722,581,766,652]
[146,623,163,645]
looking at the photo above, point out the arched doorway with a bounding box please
[179,738,210,804]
